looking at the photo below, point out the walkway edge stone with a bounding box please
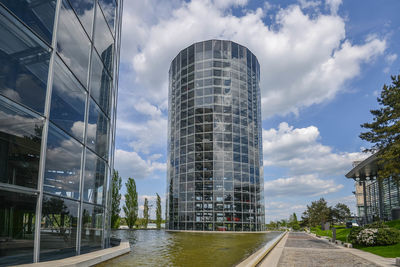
[236,231,287,267]
[13,241,131,267]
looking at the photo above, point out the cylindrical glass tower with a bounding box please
[167,40,265,231]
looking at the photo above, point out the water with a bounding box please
[97,230,281,267]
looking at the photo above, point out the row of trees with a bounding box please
[111,171,162,229]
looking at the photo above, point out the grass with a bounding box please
[385,219,400,230]
[356,242,400,258]
[310,225,351,242]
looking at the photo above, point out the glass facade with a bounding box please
[167,40,265,231]
[0,0,123,264]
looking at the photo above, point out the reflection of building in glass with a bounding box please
[346,153,400,223]
[0,0,123,264]
[166,40,265,231]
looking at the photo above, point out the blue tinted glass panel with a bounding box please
[50,56,86,142]
[0,6,50,114]
[0,0,56,44]
[84,149,106,205]
[0,96,44,188]
[90,51,111,115]
[94,3,113,74]
[44,123,83,199]
[69,0,95,37]
[57,0,91,86]
[98,0,115,34]
[87,99,109,160]
[40,195,78,261]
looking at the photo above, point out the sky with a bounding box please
[114,0,400,222]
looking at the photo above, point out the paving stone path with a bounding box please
[276,233,380,267]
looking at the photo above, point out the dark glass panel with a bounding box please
[84,149,106,205]
[69,0,95,36]
[57,0,91,86]
[90,51,111,115]
[0,7,50,114]
[0,190,36,265]
[50,56,86,142]
[81,203,103,253]
[87,99,109,159]
[40,195,78,261]
[44,123,83,199]
[0,0,56,44]
[0,96,43,188]
[94,3,113,74]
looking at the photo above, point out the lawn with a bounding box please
[356,242,400,258]
[310,225,351,242]
[385,219,400,230]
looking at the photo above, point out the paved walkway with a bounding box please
[259,232,396,267]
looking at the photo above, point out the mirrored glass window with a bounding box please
[87,99,109,159]
[0,0,56,44]
[98,0,116,34]
[94,3,113,74]
[50,56,86,142]
[40,195,78,261]
[44,123,83,199]
[90,51,111,115]
[0,190,36,265]
[69,0,95,37]
[0,96,44,188]
[0,7,50,114]
[57,0,91,86]
[84,149,106,205]
[81,203,103,253]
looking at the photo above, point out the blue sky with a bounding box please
[114,0,400,222]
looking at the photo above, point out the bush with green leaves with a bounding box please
[348,227,362,244]
[356,228,378,246]
[376,228,400,245]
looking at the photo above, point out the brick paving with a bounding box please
[276,233,380,267]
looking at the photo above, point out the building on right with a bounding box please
[166,40,265,231]
[346,153,400,224]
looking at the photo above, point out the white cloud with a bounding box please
[120,0,386,118]
[114,149,166,180]
[385,53,397,64]
[263,122,369,175]
[264,174,343,197]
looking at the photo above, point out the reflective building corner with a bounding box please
[166,40,265,231]
[0,0,123,264]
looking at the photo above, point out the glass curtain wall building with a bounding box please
[0,0,123,265]
[167,40,265,231]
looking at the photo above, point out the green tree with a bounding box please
[304,198,332,227]
[123,178,138,229]
[331,203,351,223]
[143,198,149,228]
[360,74,400,182]
[111,170,122,229]
[289,212,300,230]
[156,193,162,229]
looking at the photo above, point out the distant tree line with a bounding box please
[266,198,351,230]
[111,171,163,229]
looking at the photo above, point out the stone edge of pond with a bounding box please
[13,241,131,267]
[235,231,287,267]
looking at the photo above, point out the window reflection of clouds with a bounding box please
[87,99,109,160]
[90,52,111,115]
[44,124,83,199]
[84,149,106,205]
[98,0,116,34]
[94,3,113,73]
[50,56,86,142]
[56,0,90,86]
[68,0,95,36]
[0,6,50,114]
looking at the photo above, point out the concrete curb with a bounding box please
[236,231,287,267]
[14,241,131,267]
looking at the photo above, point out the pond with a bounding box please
[97,230,281,267]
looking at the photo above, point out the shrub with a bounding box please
[367,221,388,229]
[348,227,362,244]
[376,228,400,245]
[356,228,378,246]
